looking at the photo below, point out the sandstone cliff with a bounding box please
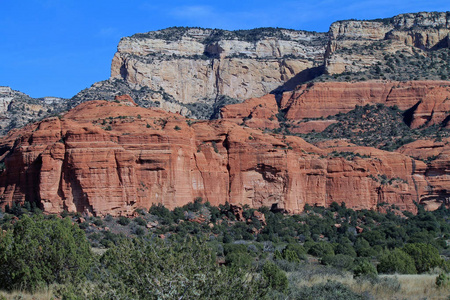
[221,80,450,130]
[281,80,450,128]
[0,99,447,216]
[2,12,450,137]
[325,12,450,76]
[109,28,327,111]
[104,12,450,116]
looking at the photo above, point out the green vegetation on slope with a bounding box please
[0,199,449,299]
[276,103,449,151]
[130,26,324,44]
[317,48,450,83]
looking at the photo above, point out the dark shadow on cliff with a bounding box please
[442,115,450,127]
[403,100,422,127]
[430,38,450,51]
[272,65,325,93]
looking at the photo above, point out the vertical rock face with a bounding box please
[110,28,327,106]
[220,80,450,130]
[1,14,449,216]
[0,87,13,114]
[280,81,450,128]
[325,12,450,75]
[106,13,450,114]
[0,100,448,216]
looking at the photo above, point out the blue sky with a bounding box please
[1,0,449,98]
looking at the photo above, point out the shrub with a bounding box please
[134,227,145,236]
[283,243,307,261]
[223,243,248,255]
[435,273,450,288]
[262,261,288,292]
[355,238,377,257]
[0,215,92,291]
[282,249,302,263]
[377,249,417,274]
[307,241,335,258]
[78,221,89,230]
[87,237,267,299]
[211,141,219,153]
[134,216,147,226]
[353,259,377,278]
[225,251,253,270]
[117,216,130,226]
[402,243,442,273]
[321,254,355,271]
[149,203,174,225]
[223,232,233,243]
[355,275,401,294]
[93,218,104,227]
[335,242,357,257]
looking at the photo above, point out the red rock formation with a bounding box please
[397,138,450,161]
[0,99,448,216]
[252,210,266,226]
[221,94,279,129]
[222,81,450,131]
[280,81,450,129]
[397,138,450,211]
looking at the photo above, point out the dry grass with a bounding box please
[91,246,108,256]
[1,273,449,299]
[288,272,450,300]
[0,288,55,300]
[373,274,450,300]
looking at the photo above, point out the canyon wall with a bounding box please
[3,13,450,135]
[110,28,327,106]
[221,80,450,130]
[107,12,449,111]
[0,13,449,216]
[325,12,450,74]
[0,99,447,216]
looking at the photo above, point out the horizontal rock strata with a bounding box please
[221,80,450,129]
[0,99,447,216]
[111,28,327,106]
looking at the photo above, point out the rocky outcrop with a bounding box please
[0,87,14,114]
[221,80,450,129]
[325,12,450,75]
[110,28,327,108]
[281,80,450,128]
[220,94,280,129]
[0,87,64,136]
[0,100,448,216]
[397,138,450,161]
[68,78,188,113]
[397,138,450,210]
[106,13,449,114]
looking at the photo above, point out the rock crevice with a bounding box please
[0,100,447,216]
